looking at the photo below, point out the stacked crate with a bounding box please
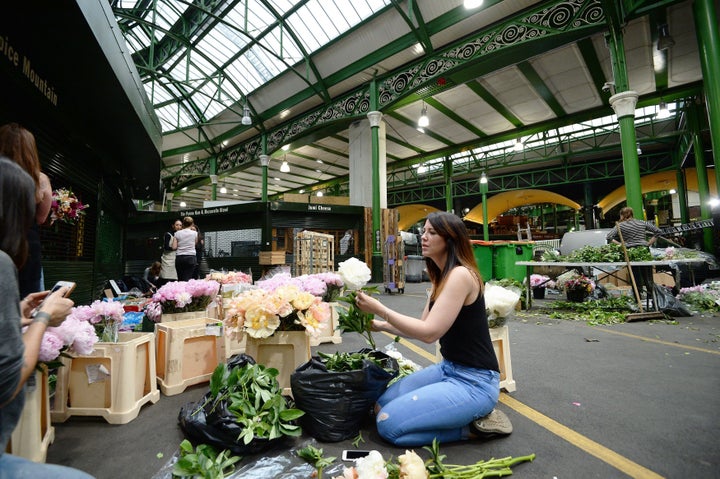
[294,231,334,275]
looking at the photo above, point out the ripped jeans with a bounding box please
[375,360,500,447]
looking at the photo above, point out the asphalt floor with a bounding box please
[46,282,720,479]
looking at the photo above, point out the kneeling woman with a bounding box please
[355,211,511,447]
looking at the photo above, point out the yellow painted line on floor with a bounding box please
[385,332,665,479]
[499,394,665,479]
[593,328,720,355]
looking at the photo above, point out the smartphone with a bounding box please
[30,281,76,318]
[341,450,371,461]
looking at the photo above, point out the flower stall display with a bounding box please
[37,310,98,364]
[145,279,221,323]
[69,300,126,343]
[559,273,595,302]
[529,273,553,299]
[49,187,88,225]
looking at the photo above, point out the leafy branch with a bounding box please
[336,286,380,349]
[171,439,241,479]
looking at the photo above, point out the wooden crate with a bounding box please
[156,318,225,396]
[294,231,334,275]
[259,250,287,265]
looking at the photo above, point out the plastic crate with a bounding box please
[7,365,54,462]
[156,318,226,396]
[51,332,159,425]
[310,302,343,346]
[492,241,534,282]
[245,331,311,396]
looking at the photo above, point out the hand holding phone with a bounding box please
[31,281,76,318]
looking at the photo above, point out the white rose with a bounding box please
[398,450,428,479]
[355,450,387,479]
[338,257,372,291]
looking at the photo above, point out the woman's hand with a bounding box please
[21,291,46,319]
[355,290,382,316]
[32,287,74,327]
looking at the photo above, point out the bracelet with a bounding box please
[32,311,51,325]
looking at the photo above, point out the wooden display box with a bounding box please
[259,251,287,265]
[294,231,334,275]
[434,325,515,392]
[6,365,54,462]
[51,332,159,425]
[156,318,225,396]
[245,331,311,396]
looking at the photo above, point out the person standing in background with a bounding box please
[191,224,204,279]
[173,216,198,281]
[159,219,181,285]
[0,123,53,297]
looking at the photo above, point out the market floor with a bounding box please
[46,282,720,479]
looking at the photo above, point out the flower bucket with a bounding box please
[51,332,159,425]
[566,289,588,303]
[244,331,311,396]
[6,365,54,462]
[532,287,546,300]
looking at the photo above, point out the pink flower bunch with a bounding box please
[205,270,252,284]
[72,300,126,342]
[530,274,550,288]
[50,187,88,225]
[564,275,595,294]
[224,284,331,339]
[151,279,220,315]
[256,272,344,302]
[37,313,98,363]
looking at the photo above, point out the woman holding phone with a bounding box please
[0,157,94,478]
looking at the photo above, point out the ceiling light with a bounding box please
[299,189,305,194]
[220,186,227,194]
[416,127,425,133]
[464,0,484,8]
[180,201,187,208]
[514,139,524,152]
[282,144,290,151]
[656,101,670,119]
[636,142,642,155]
[669,189,677,194]
[280,160,290,173]
[316,191,323,197]
[418,102,429,128]
[241,103,251,126]
[316,159,323,164]
[657,23,675,51]
[480,172,488,184]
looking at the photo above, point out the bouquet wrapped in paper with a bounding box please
[484,283,520,328]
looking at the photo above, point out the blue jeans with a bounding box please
[376,360,500,446]
[0,453,95,479]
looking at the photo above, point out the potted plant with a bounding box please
[530,274,551,299]
[564,275,595,302]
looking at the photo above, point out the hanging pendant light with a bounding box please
[514,138,524,152]
[280,155,290,173]
[464,0,484,8]
[241,103,252,125]
[656,101,670,119]
[480,172,488,184]
[418,102,429,128]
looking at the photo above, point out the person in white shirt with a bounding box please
[172,216,198,281]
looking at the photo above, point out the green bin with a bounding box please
[492,241,534,282]
[470,240,493,282]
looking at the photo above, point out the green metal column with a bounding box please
[480,180,489,240]
[444,157,453,212]
[368,79,383,282]
[676,169,689,224]
[583,182,594,228]
[693,0,720,192]
[260,135,269,202]
[210,157,217,201]
[688,102,713,251]
[604,0,643,216]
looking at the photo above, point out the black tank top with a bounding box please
[436,292,499,372]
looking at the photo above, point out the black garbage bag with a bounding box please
[177,354,288,456]
[654,284,693,317]
[290,349,398,442]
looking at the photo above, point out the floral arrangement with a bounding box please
[335,258,379,349]
[484,283,520,327]
[564,275,595,294]
[223,283,331,339]
[69,300,126,343]
[50,187,88,225]
[530,274,551,289]
[37,310,98,363]
[205,270,252,285]
[255,271,344,303]
[145,279,220,321]
[676,283,720,311]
